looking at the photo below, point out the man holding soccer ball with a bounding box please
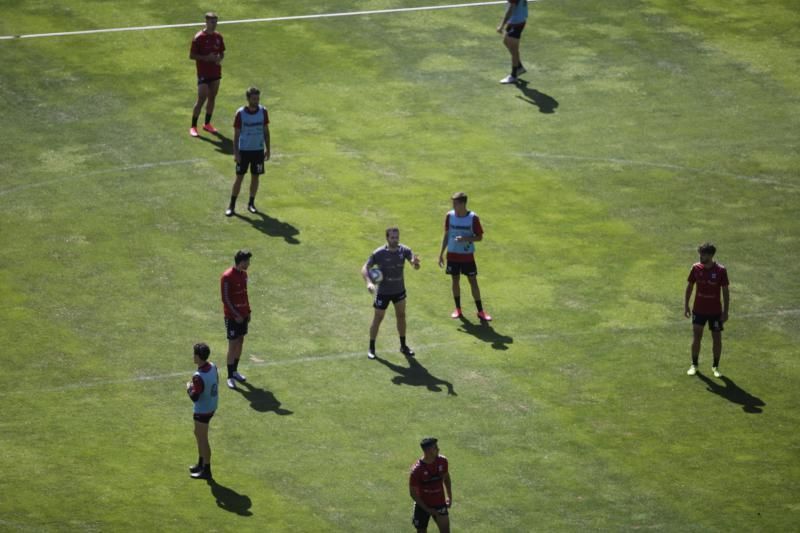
[361,227,420,360]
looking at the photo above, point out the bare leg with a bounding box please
[193,83,209,119]
[205,80,220,120]
[249,174,260,198]
[194,420,211,465]
[394,299,407,337]
[691,324,704,365]
[231,174,245,197]
[467,275,482,303]
[711,330,722,367]
[370,308,386,341]
[227,336,244,365]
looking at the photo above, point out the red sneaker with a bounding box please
[477,310,493,322]
[189,127,199,137]
[202,123,218,134]
[450,308,462,319]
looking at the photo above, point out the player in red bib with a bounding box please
[189,12,225,137]
[221,250,252,389]
[684,242,730,377]
[409,437,452,533]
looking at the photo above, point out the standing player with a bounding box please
[684,242,730,377]
[189,12,225,137]
[438,192,492,322]
[221,250,252,389]
[409,437,452,533]
[226,87,271,217]
[362,227,421,360]
[186,342,219,480]
[496,0,528,84]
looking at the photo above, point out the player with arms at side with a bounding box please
[684,242,730,377]
[226,87,271,216]
[221,250,252,389]
[362,227,420,360]
[186,342,219,480]
[409,437,452,533]
[189,12,225,137]
[496,0,528,84]
[438,192,492,322]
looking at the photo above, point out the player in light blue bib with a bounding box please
[496,0,529,84]
[186,342,219,479]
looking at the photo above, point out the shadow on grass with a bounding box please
[374,354,457,396]
[514,80,559,114]
[232,381,293,415]
[457,316,513,350]
[197,131,234,155]
[696,372,765,413]
[233,212,301,244]
[207,479,253,516]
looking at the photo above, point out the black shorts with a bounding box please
[506,22,526,39]
[193,412,215,424]
[692,313,724,332]
[374,291,407,310]
[236,150,265,176]
[197,76,221,85]
[446,260,477,277]
[412,503,448,530]
[225,315,250,340]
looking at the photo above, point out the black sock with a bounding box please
[229,196,237,209]
[400,336,406,348]
[454,297,461,309]
[248,196,255,206]
[511,66,519,77]
[369,339,376,354]
[476,300,484,312]
[691,356,699,366]
[192,115,199,128]
[204,113,212,125]
[198,455,203,466]
[227,364,235,378]
[233,358,240,371]
[713,357,720,367]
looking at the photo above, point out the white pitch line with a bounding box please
[0,1,507,41]
[0,158,206,197]
[2,309,798,398]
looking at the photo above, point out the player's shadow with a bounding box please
[207,479,253,516]
[233,382,293,415]
[514,80,559,114]
[458,317,513,350]
[233,212,301,244]
[374,355,457,396]
[198,131,234,155]
[695,372,765,414]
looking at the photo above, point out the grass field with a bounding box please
[1,0,799,531]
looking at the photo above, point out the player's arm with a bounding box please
[233,127,241,162]
[187,375,204,401]
[497,1,514,32]
[684,281,695,318]
[443,471,452,507]
[438,231,449,267]
[721,285,730,322]
[406,248,421,269]
[221,278,243,322]
[409,486,436,516]
[362,259,377,293]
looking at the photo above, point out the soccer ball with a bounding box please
[368,267,383,284]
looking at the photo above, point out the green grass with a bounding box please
[1,0,799,530]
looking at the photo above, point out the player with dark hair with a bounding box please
[189,12,225,137]
[438,192,492,321]
[221,250,252,389]
[496,0,528,84]
[362,227,420,359]
[186,342,219,480]
[685,242,730,377]
[226,87,271,216]
[409,437,452,533]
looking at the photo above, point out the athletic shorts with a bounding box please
[197,76,221,85]
[374,291,407,310]
[236,150,265,176]
[506,22,526,39]
[225,315,250,340]
[412,503,448,530]
[692,313,724,332]
[193,411,215,423]
[446,260,477,277]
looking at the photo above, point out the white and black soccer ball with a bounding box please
[368,267,383,284]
